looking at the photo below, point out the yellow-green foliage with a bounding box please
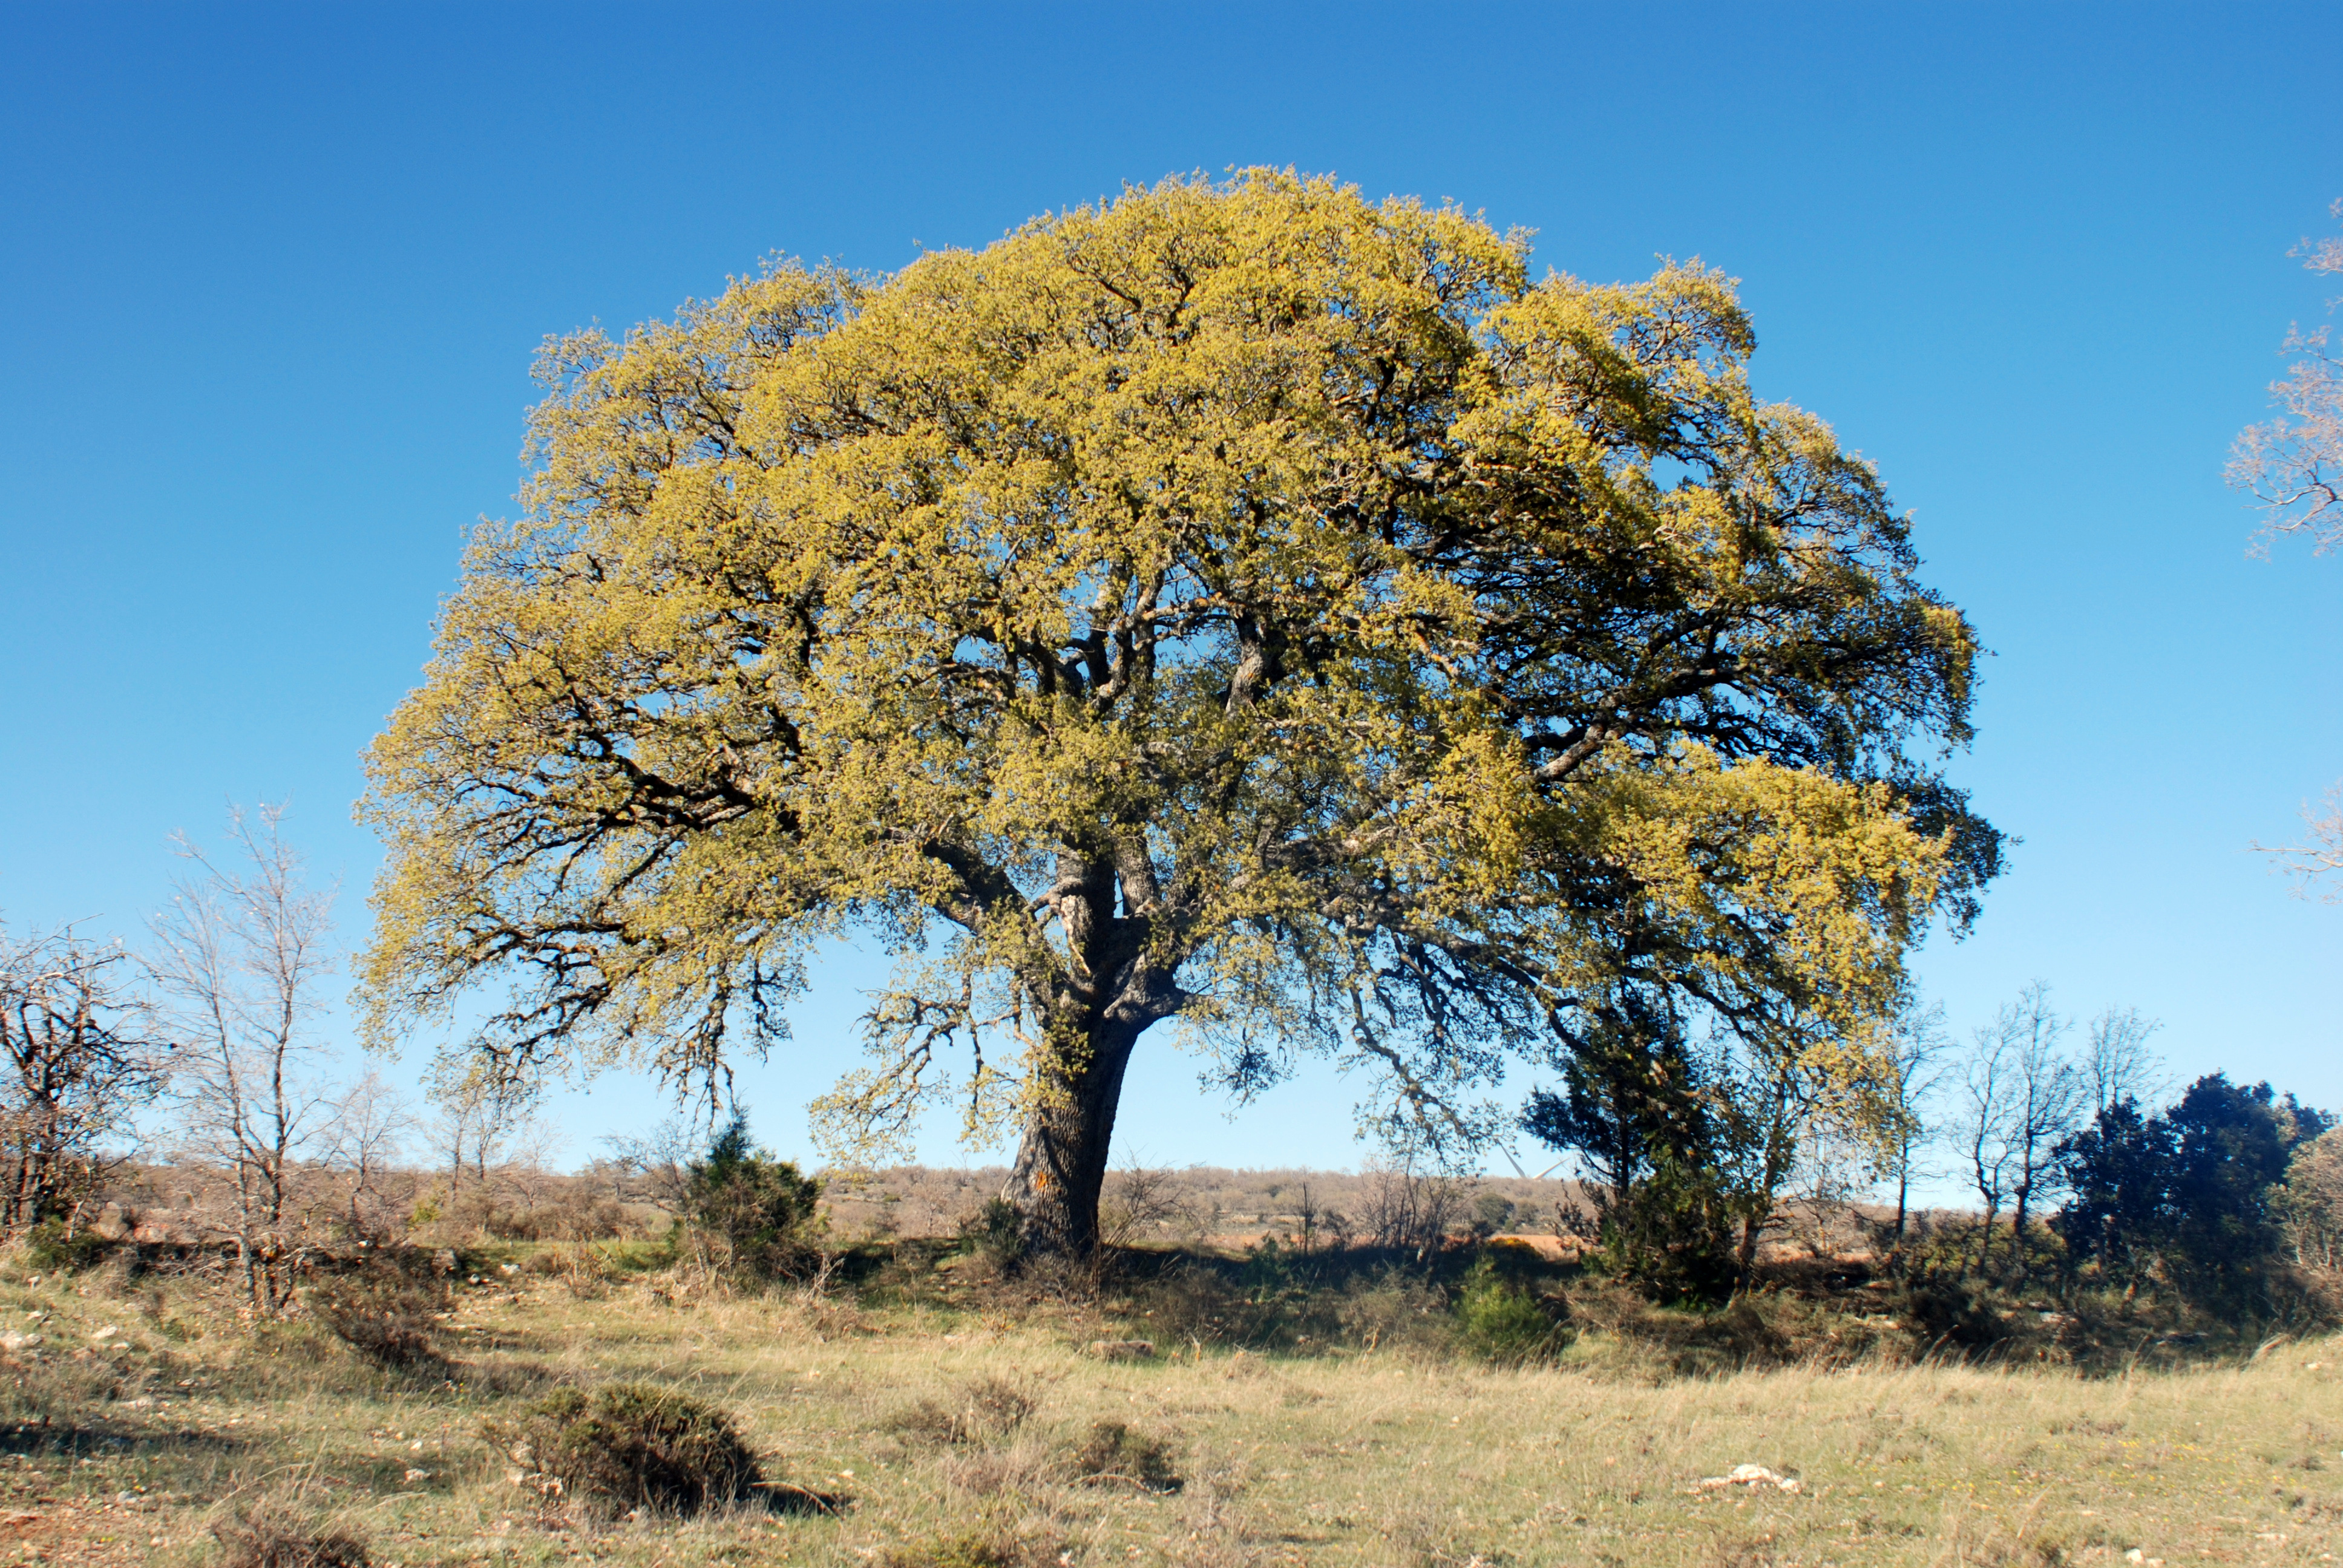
[360,170,1994,1171]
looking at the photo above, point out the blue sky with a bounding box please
[3,2,2338,1178]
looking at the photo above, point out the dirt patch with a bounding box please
[0,1497,167,1568]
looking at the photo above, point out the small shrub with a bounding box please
[889,1375,1036,1446]
[309,1266,451,1373]
[686,1113,825,1284]
[23,1220,114,1274]
[2281,1125,2343,1273]
[1070,1419,1181,1492]
[1454,1259,1567,1364]
[485,1382,764,1517]
[882,1521,1056,1568]
[962,1198,1025,1270]
[0,1353,123,1424]
[522,1242,623,1298]
[212,1496,369,1568]
[1128,1261,1247,1345]
[1896,1277,2013,1351]
[1469,1194,1517,1240]
[1334,1269,1454,1354]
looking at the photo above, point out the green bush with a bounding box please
[486,1382,765,1517]
[24,1219,114,1273]
[1469,1194,1518,1239]
[2057,1074,2331,1312]
[1453,1257,1567,1364]
[685,1112,825,1284]
[1521,996,1741,1302]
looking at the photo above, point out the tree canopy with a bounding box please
[361,171,1999,1252]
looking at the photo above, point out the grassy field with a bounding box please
[2,1246,2339,1568]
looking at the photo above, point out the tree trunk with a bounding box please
[1001,1015,1144,1257]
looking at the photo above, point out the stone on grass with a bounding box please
[1085,1340,1155,1361]
[1692,1464,1802,1494]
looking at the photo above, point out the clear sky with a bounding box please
[3,2,2338,1180]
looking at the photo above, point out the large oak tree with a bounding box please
[361,172,1999,1254]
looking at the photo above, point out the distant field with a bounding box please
[816,1164,1596,1244]
[812,1165,1970,1257]
[3,1243,2338,1568]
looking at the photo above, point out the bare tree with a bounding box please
[1876,998,1951,1244]
[2279,1126,2343,1275]
[1780,1119,1872,1261]
[1098,1159,1190,1249]
[321,1069,419,1241]
[601,1117,701,1215]
[0,923,165,1232]
[2003,1007,2086,1256]
[148,803,338,1314]
[2258,783,2343,906]
[1703,1035,1816,1290]
[1955,1021,2017,1269]
[1357,1158,1462,1255]
[424,1068,543,1193]
[1956,984,2087,1273]
[2081,1005,2164,1115]
[2230,198,2343,554]
[2233,200,2343,900]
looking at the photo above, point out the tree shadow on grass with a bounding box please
[751,1482,853,1517]
[0,1417,246,1459]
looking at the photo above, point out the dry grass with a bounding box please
[0,1246,2337,1566]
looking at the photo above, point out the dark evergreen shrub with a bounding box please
[684,1112,825,1282]
[487,1383,765,1517]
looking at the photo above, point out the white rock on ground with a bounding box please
[1693,1465,1803,1494]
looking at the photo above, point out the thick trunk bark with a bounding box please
[989,844,1184,1259]
[1003,1015,1144,1256]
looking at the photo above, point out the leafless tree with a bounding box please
[1956,983,2087,1273]
[1876,998,1951,1244]
[2258,783,2343,906]
[2230,198,2343,554]
[321,1068,419,1241]
[1357,1157,1461,1254]
[601,1117,701,1215]
[1781,1119,1871,1261]
[424,1068,545,1192]
[0,923,165,1232]
[148,803,338,1313]
[2081,1005,2164,1114]
[1700,1034,1817,1289]
[1955,1026,2016,1267]
[2279,1127,2343,1275]
[2233,201,2343,900]
[1099,1159,1190,1249]
[1996,988,2089,1250]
